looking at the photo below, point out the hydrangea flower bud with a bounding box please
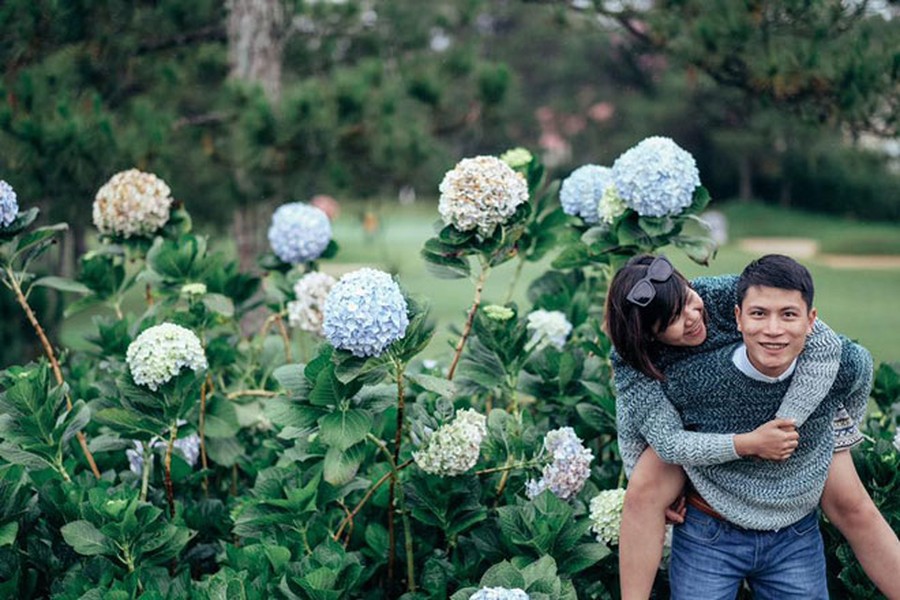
[589,488,627,545]
[126,323,207,391]
[267,202,332,264]
[526,427,593,500]
[483,304,515,321]
[413,409,487,476]
[323,268,409,357]
[526,310,572,351]
[500,147,534,169]
[559,164,613,225]
[598,186,627,225]
[180,282,207,297]
[470,587,530,600]
[93,169,173,238]
[0,180,19,228]
[287,271,337,335]
[612,136,700,217]
[438,156,529,237]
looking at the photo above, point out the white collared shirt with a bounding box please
[732,344,797,383]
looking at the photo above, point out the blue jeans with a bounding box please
[669,506,828,600]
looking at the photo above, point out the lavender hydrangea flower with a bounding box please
[589,488,627,545]
[0,180,18,228]
[438,156,529,237]
[559,164,614,225]
[526,310,572,351]
[126,323,208,391]
[413,409,487,476]
[93,169,173,238]
[126,434,201,475]
[287,271,337,335]
[322,268,409,357]
[267,202,332,264]
[470,587,530,600]
[612,136,700,217]
[525,427,594,500]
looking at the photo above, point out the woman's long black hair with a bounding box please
[603,255,693,380]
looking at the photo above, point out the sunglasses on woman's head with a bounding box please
[626,255,675,307]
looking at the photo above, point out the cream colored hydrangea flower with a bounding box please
[93,169,173,238]
[438,156,529,237]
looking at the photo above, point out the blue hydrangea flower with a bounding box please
[323,268,409,357]
[612,136,700,217]
[267,202,332,264]
[0,180,19,228]
[559,165,613,224]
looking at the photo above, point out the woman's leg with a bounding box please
[821,451,900,600]
[619,447,686,600]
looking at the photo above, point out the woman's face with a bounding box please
[655,288,707,347]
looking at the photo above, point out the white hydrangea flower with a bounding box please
[287,271,337,336]
[526,310,572,351]
[598,186,627,225]
[470,587,530,600]
[589,488,627,545]
[483,304,515,321]
[126,434,201,475]
[893,430,900,453]
[323,268,409,357]
[126,323,208,391]
[612,136,700,217]
[413,409,487,476]
[526,427,593,500]
[93,169,173,238]
[500,147,533,169]
[438,156,529,237]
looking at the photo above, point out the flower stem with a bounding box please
[504,257,526,304]
[164,422,179,517]
[447,264,490,380]
[333,458,413,543]
[388,359,407,588]
[6,268,101,479]
[274,313,293,363]
[140,440,153,502]
[199,375,212,497]
[225,389,278,400]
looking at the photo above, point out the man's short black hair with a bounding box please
[737,254,814,309]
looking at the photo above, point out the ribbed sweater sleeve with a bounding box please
[775,319,842,425]
[842,342,874,426]
[613,353,739,474]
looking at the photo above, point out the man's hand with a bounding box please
[734,418,799,461]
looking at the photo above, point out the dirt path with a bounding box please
[738,237,900,270]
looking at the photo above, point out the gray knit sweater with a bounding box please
[663,339,872,529]
[614,275,842,476]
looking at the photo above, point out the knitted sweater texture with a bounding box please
[663,339,872,529]
[614,275,842,476]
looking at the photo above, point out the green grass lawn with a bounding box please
[58,200,900,365]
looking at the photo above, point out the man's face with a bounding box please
[735,285,817,378]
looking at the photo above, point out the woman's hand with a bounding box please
[734,418,799,461]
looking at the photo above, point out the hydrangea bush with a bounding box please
[0,141,891,599]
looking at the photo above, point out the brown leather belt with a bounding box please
[686,490,726,521]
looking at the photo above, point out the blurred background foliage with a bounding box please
[2,0,899,366]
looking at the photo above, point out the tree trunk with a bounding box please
[737,155,753,201]
[226,0,287,105]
